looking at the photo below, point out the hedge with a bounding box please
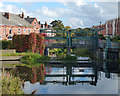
[12,33,45,55]
[0,40,14,49]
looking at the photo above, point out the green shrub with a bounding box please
[63,55,77,61]
[20,53,51,65]
[112,35,120,42]
[0,40,14,49]
[73,48,91,57]
[2,74,24,94]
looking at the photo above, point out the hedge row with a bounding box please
[12,33,45,55]
[0,40,14,49]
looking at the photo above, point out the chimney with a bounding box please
[22,12,24,19]
[45,22,48,28]
[4,12,10,19]
[27,16,30,18]
[38,21,41,24]
[19,14,22,17]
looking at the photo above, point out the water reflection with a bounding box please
[3,61,120,94]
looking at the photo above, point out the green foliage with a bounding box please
[112,35,120,42]
[99,34,106,40]
[50,20,64,29]
[2,52,36,56]
[63,55,77,61]
[12,33,45,54]
[57,52,66,60]
[20,54,50,66]
[2,74,24,94]
[75,28,91,36]
[0,40,14,49]
[73,48,91,57]
[50,20,65,37]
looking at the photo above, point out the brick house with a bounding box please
[93,24,106,36]
[0,12,54,40]
[40,21,55,37]
[106,17,120,37]
[0,12,33,40]
[25,16,41,33]
[93,17,120,37]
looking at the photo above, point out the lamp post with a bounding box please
[100,22,101,34]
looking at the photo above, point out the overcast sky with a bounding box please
[0,0,119,28]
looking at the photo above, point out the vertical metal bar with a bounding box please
[69,33,71,47]
[66,32,69,47]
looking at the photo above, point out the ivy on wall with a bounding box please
[12,33,45,55]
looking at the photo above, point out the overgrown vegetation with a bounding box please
[1,73,24,94]
[2,52,38,56]
[111,35,120,42]
[63,55,77,61]
[20,53,50,65]
[0,40,14,49]
[12,33,45,55]
[73,48,91,57]
[99,34,106,40]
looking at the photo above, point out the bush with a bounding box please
[2,73,24,94]
[12,33,45,55]
[112,35,120,42]
[73,48,91,57]
[0,40,14,49]
[20,53,51,65]
[63,55,77,61]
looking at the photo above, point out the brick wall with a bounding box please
[31,18,41,33]
[0,25,34,40]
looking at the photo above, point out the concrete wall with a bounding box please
[0,49,16,54]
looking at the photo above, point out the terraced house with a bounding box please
[93,17,120,37]
[0,12,50,40]
[0,12,33,40]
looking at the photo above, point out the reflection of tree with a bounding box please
[45,67,52,74]
[10,64,46,84]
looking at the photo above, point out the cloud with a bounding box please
[0,2,118,28]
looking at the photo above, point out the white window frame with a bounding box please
[24,28,26,33]
[4,27,6,36]
[28,29,30,34]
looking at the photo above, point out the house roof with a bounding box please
[0,12,33,27]
[25,18,35,24]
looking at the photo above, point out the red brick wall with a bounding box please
[31,18,41,33]
[0,25,34,40]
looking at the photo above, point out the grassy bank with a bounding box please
[20,53,50,66]
[73,48,91,57]
[1,52,36,56]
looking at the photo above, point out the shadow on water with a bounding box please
[3,60,120,94]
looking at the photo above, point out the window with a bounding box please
[9,28,11,34]
[28,29,30,34]
[18,28,20,34]
[34,21,36,27]
[24,28,26,33]
[4,27,6,35]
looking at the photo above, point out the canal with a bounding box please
[2,60,120,94]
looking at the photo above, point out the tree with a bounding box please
[50,20,64,29]
[64,26,71,29]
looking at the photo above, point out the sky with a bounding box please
[0,0,119,28]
